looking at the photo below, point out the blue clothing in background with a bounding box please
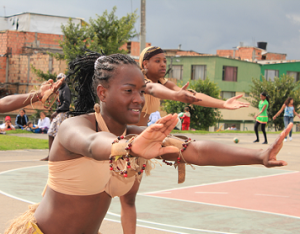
[284,106,294,117]
[148,111,161,126]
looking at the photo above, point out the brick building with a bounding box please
[0,12,84,122]
[217,42,286,62]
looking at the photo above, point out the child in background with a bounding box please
[26,121,41,133]
[180,107,191,130]
[0,116,15,131]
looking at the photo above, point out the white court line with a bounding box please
[139,194,300,220]
[0,164,47,176]
[0,160,42,163]
[139,171,299,195]
[104,218,189,234]
[195,192,228,194]
[0,165,235,234]
[255,194,290,198]
[107,212,237,234]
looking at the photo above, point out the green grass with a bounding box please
[5,129,33,135]
[0,135,48,150]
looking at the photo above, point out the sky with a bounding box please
[2,0,300,59]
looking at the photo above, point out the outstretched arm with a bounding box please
[57,114,179,161]
[161,123,292,168]
[273,104,285,120]
[164,80,249,109]
[145,82,201,104]
[0,78,64,113]
[293,108,300,118]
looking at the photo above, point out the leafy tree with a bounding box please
[163,79,222,130]
[245,75,300,130]
[54,6,138,63]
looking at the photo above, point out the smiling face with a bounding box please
[97,64,146,126]
[143,53,167,81]
[19,110,25,117]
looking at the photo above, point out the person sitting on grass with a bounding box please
[15,109,29,129]
[26,121,41,133]
[0,116,15,132]
[37,112,51,133]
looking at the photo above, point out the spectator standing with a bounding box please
[38,112,51,133]
[147,110,161,126]
[273,97,300,141]
[42,73,71,161]
[180,107,191,130]
[15,109,28,129]
[253,92,269,144]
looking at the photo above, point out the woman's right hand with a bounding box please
[131,114,179,159]
[273,116,277,120]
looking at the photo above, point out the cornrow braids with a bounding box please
[68,52,140,115]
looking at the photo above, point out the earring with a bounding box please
[142,68,148,75]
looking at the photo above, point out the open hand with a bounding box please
[259,123,293,167]
[39,78,65,101]
[131,114,179,159]
[175,82,202,104]
[223,94,250,110]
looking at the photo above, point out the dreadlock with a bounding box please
[68,52,140,115]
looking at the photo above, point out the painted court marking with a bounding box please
[143,171,300,219]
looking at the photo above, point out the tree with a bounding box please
[246,75,300,130]
[55,6,138,63]
[163,79,222,130]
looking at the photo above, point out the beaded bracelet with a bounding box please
[162,137,194,166]
[109,136,146,177]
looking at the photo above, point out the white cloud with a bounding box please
[286,14,300,25]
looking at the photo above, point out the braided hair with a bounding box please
[68,52,140,115]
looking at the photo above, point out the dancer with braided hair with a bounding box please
[5,53,292,234]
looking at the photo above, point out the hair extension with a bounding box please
[68,52,140,115]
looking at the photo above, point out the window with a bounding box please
[222,66,237,82]
[191,65,206,80]
[221,91,236,99]
[264,69,278,81]
[169,65,183,80]
[287,71,300,82]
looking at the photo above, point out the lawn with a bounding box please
[0,135,48,150]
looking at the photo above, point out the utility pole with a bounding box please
[140,0,146,53]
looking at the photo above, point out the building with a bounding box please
[0,12,86,123]
[217,42,286,62]
[259,60,300,82]
[165,51,300,131]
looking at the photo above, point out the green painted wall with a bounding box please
[260,62,300,78]
[166,56,261,92]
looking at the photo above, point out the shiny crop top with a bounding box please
[44,112,138,198]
